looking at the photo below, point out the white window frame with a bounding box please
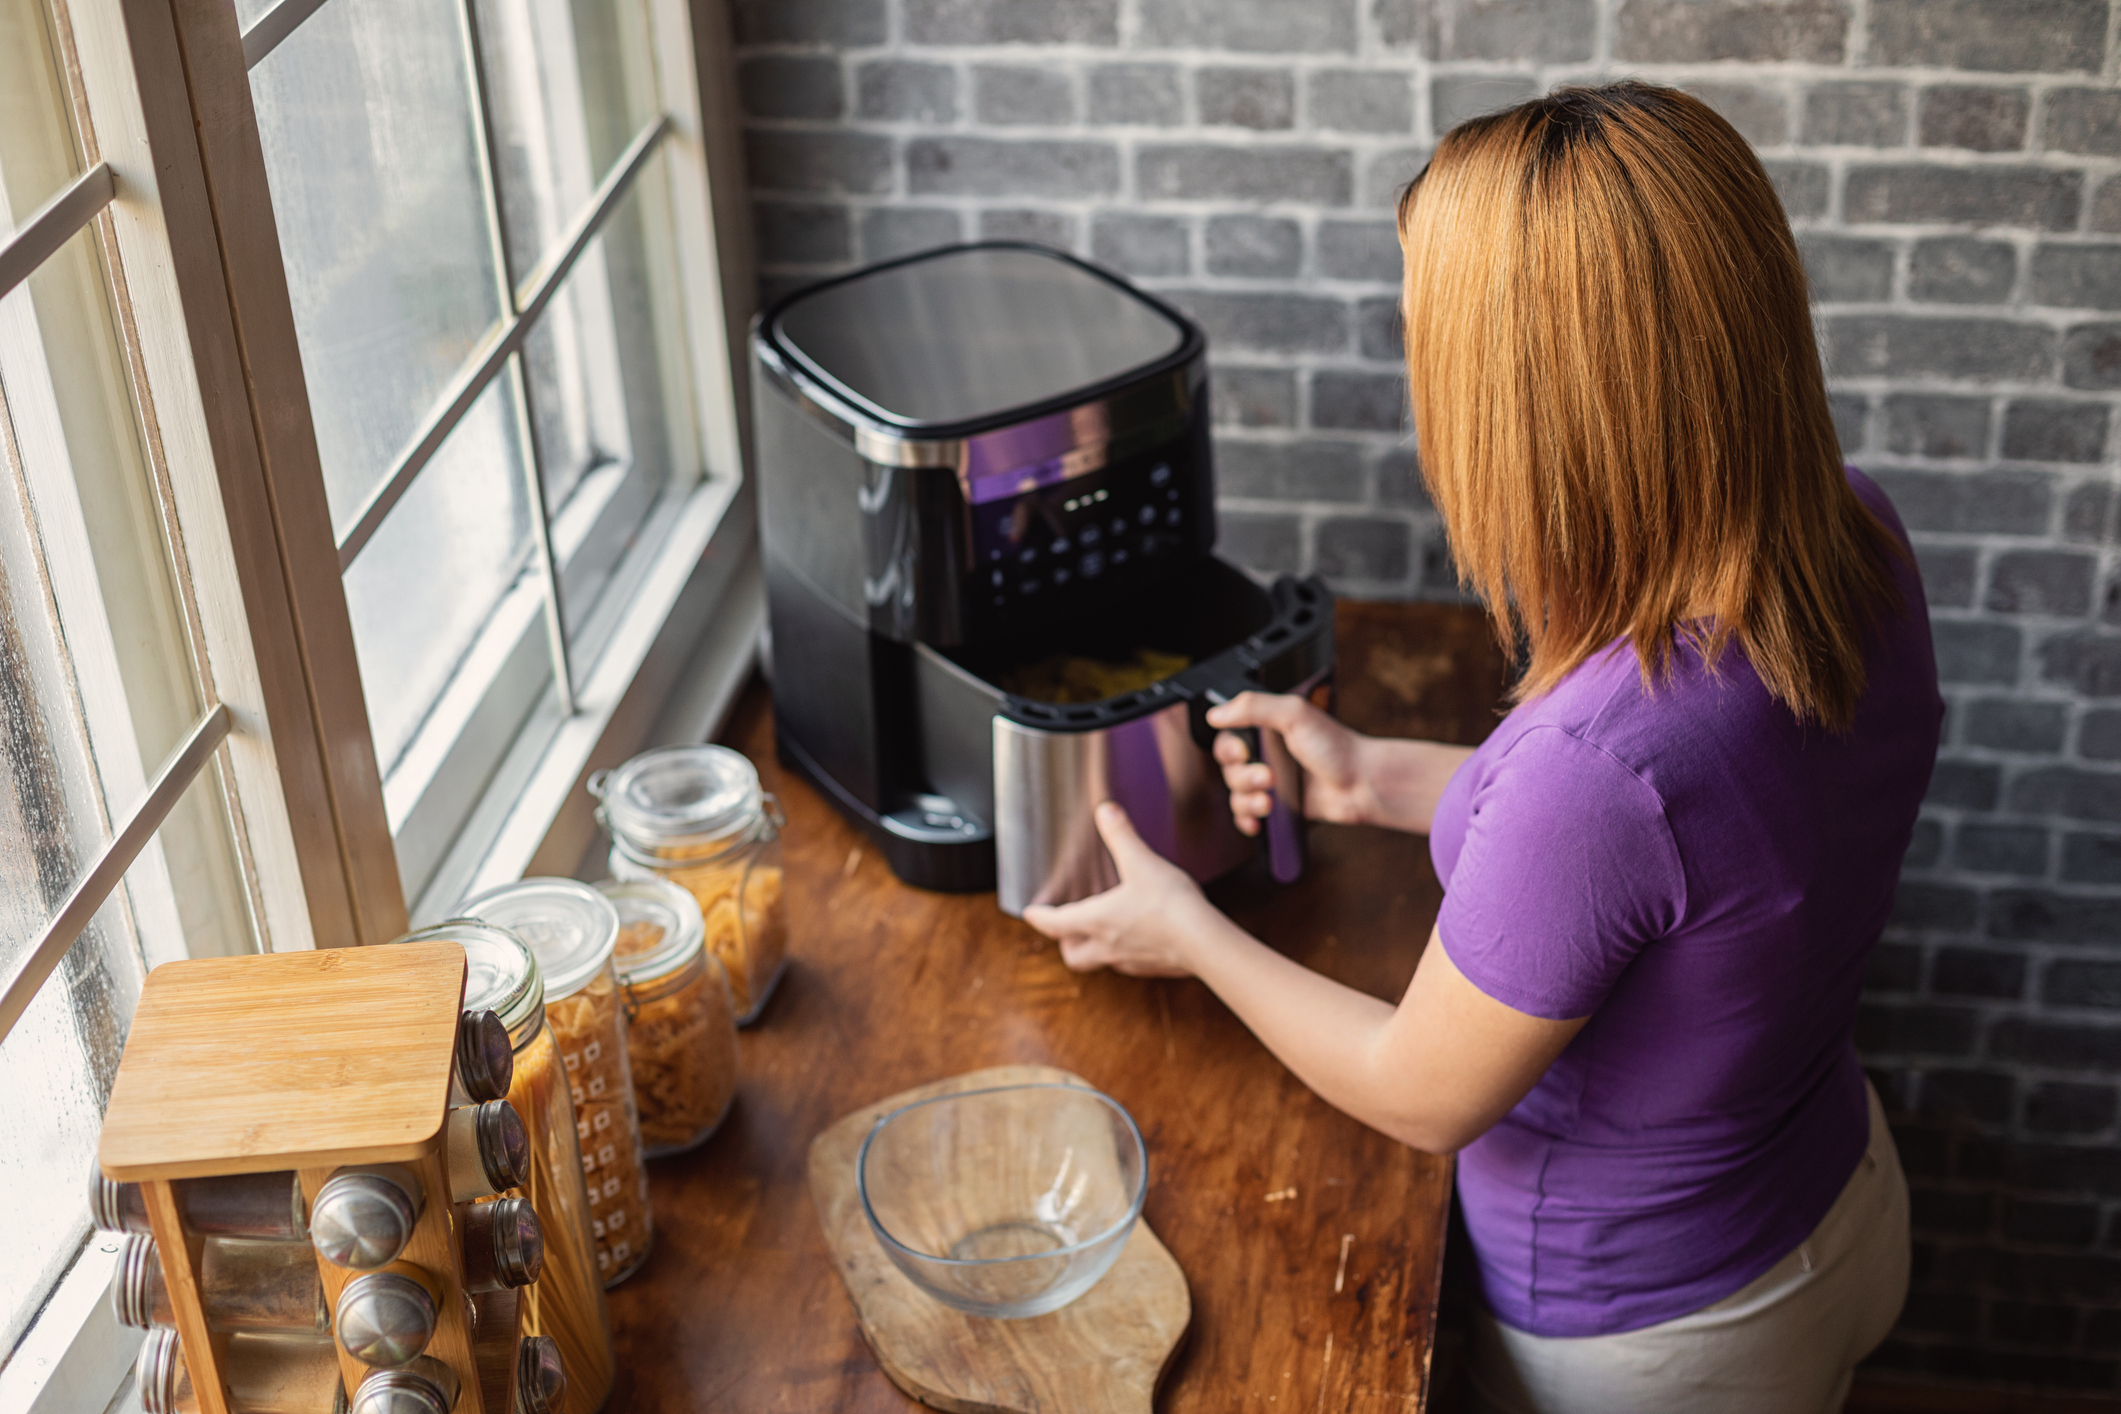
[0,0,759,1401]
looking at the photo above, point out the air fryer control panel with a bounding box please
[968,447,1210,612]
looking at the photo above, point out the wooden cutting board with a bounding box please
[808,1065,1192,1414]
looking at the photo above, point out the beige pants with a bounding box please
[1468,1082,1909,1414]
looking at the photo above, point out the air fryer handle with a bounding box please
[1199,683,1305,887]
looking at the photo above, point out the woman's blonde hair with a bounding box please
[1398,81,1900,730]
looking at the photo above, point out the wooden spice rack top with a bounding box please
[99,941,468,1179]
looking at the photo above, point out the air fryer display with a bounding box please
[970,455,1194,608]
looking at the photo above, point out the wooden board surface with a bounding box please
[809,1065,1190,1414]
[100,942,466,1178]
[605,600,1508,1412]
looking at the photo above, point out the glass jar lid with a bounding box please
[460,879,620,1001]
[591,745,761,849]
[386,922,545,1045]
[597,877,707,986]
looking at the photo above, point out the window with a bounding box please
[242,0,744,906]
[0,0,752,1397]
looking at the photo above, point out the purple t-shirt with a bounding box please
[1428,470,1941,1338]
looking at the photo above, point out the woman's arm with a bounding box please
[1022,802,1583,1154]
[1206,692,1475,837]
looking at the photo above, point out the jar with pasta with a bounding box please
[590,745,789,1024]
[598,878,739,1156]
[463,880,653,1289]
[386,920,613,1414]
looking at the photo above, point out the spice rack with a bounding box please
[98,943,520,1414]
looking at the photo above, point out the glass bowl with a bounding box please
[857,1083,1148,1319]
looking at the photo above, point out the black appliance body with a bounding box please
[752,243,1333,909]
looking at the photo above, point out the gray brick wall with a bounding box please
[733,0,2121,1391]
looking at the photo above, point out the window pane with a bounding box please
[0,0,83,241]
[0,756,230,1355]
[231,0,275,36]
[0,358,130,996]
[0,508,127,1348]
[343,373,534,773]
[531,151,698,634]
[519,252,629,514]
[519,218,632,517]
[475,0,661,283]
[0,894,136,1354]
[586,153,696,504]
[6,235,202,771]
[249,0,503,532]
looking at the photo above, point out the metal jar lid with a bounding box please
[351,1355,460,1414]
[460,879,620,1002]
[598,877,708,987]
[465,1197,546,1288]
[515,1335,566,1414]
[474,1101,530,1191]
[111,1234,161,1329]
[311,1165,424,1270]
[135,1327,184,1414]
[388,922,545,1048]
[455,1009,514,1102]
[89,1169,149,1233]
[335,1270,439,1367]
[589,745,762,853]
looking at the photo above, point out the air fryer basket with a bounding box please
[909,562,1333,913]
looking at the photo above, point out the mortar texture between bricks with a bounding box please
[733,0,2121,1394]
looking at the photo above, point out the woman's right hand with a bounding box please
[1207,692,1374,835]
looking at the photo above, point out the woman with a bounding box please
[1022,82,1942,1414]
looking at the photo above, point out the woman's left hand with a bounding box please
[1021,802,1215,977]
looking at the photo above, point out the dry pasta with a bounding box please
[545,977,652,1285]
[505,1023,614,1414]
[999,648,1191,705]
[617,919,739,1153]
[658,859,786,1020]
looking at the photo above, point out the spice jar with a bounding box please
[460,1197,543,1291]
[350,1356,458,1414]
[517,1335,567,1414]
[310,1165,424,1271]
[113,1234,329,1333]
[462,880,652,1289]
[444,1100,531,1201]
[334,1269,440,1367]
[136,1328,346,1414]
[598,879,739,1156]
[388,920,613,1414]
[591,745,789,1024]
[94,1170,309,1240]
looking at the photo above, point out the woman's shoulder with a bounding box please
[1459,652,1678,811]
[1499,639,1711,753]
[1487,465,1936,794]
[1483,635,1791,816]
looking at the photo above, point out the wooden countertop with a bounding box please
[605,601,1509,1413]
